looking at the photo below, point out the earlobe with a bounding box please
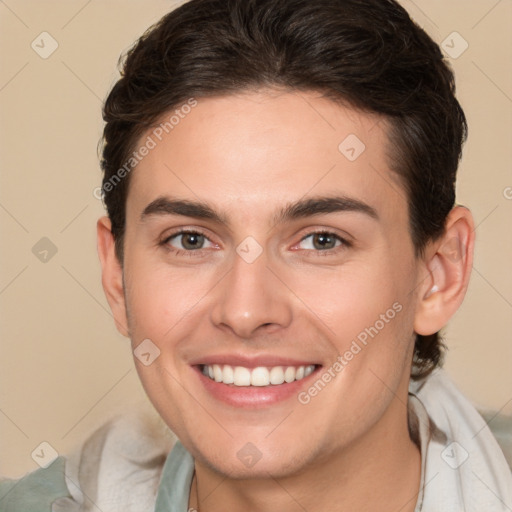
[96,216,130,337]
[414,206,475,336]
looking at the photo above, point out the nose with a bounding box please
[209,248,293,339]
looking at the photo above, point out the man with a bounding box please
[1,0,511,510]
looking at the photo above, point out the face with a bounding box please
[114,89,425,478]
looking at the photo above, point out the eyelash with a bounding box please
[159,229,213,258]
[295,230,352,255]
[159,229,352,258]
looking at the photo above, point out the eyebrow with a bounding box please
[274,195,379,224]
[140,195,379,225]
[140,197,228,224]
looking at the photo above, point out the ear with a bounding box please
[97,216,130,337]
[414,206,475,336]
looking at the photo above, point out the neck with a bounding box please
[189,391,421,512]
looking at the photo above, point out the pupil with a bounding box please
[183,233,204,250]
[313,233,335,250]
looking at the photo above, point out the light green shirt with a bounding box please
[154,441,195,512]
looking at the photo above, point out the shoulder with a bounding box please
[409,369,512,511]
[412,368,512,467]
[0,404,177,512]
[0,456,72,512]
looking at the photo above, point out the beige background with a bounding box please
[0,0,511,477]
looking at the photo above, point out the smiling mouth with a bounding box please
[200,363,318,387]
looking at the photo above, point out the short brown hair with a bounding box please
[100,0,467,379]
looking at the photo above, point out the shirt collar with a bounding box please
[154,440,195,512]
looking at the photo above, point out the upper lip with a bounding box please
[190,354,321,369]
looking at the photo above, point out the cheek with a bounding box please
[289,260,407,340]
[288,253,417,396]
[123,256,214,344]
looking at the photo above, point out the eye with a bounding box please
[164,230,215,251]
[297,231,348,251]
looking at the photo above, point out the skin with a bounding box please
[97,89,475,511]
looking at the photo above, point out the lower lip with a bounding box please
[193,365,321,409]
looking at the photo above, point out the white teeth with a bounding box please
[269,366,285,385]
[213,364,223,382]
[250,367,269,386]
[222,364,234,384]
[284,366,296,383]
[202,364,316,386]
[233,366,251,386]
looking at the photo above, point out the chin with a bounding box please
[190,438,319,480]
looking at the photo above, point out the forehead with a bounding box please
[127,89,407,228]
